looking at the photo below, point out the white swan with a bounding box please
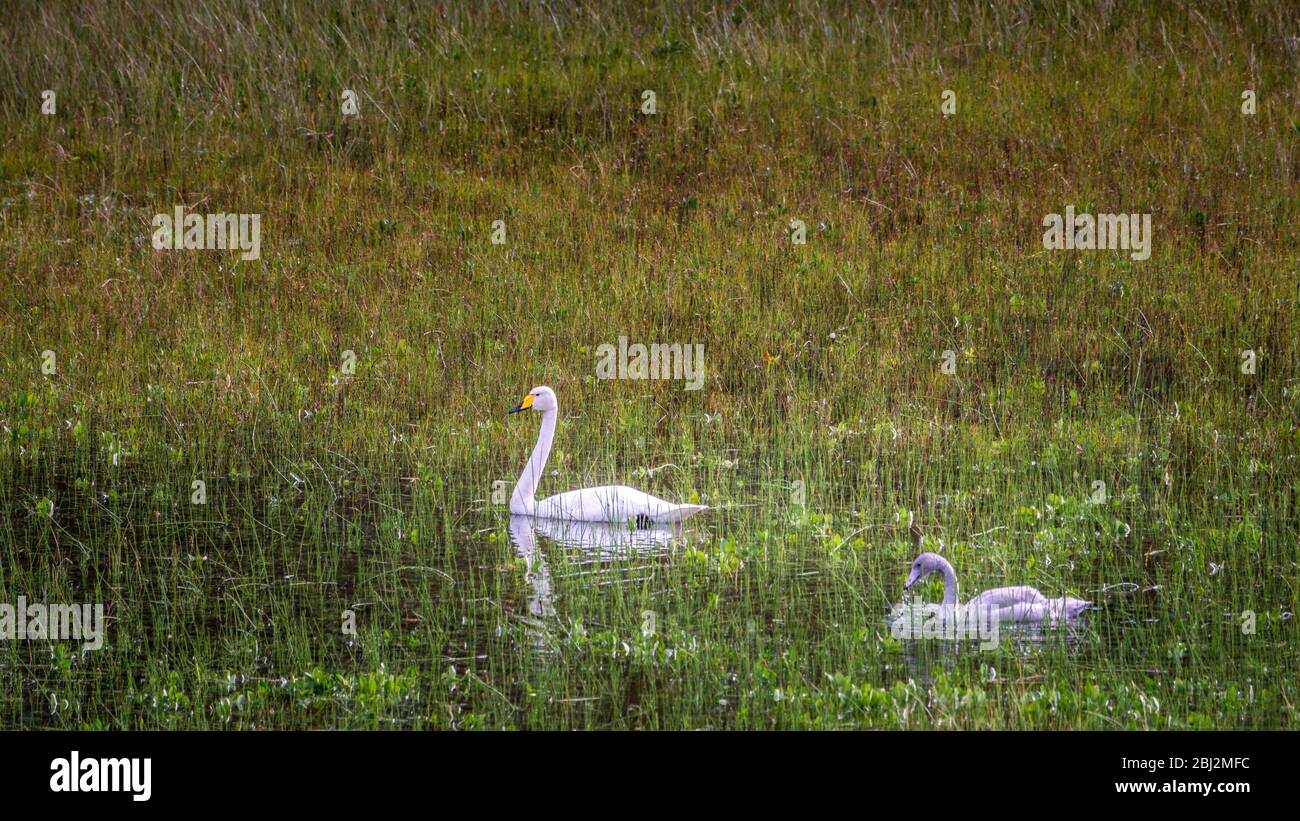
[508,386,708,523]
[897,551,1091,627]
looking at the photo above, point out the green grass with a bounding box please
[1,0,1297,729]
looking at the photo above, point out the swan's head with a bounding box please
[904,552,949,589]
[509,385,558,414]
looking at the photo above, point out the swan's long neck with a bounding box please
[510,409,556,515]
[936,557,959,607]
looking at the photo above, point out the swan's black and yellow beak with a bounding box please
[508,393,535,414]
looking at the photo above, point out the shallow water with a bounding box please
[1,455,1295,729]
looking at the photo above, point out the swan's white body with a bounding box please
[508,386,707,523]
[895,551,1091,628]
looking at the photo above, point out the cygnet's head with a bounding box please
[904,551,951,589]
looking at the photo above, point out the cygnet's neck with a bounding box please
[935,556,959,607]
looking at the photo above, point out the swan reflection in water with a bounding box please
[507,514,683,645]
[891,620,1093,690]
